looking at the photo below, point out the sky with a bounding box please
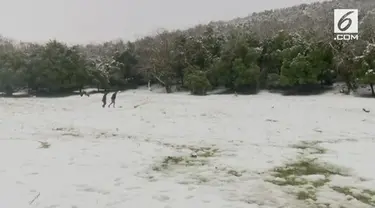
[0,0,326,44]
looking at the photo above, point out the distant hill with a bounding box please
[180,0,375,41]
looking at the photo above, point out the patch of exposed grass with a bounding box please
[213,166,245,178]
[265,119,278,122]
[227,169,242,177]
[267,175,307,186]
[311,178,330,187]
[95,132,117,138]
[270,175,330,187]
[297,190,317,201]
[62,132,81,137]
[152,156,208,171]
[192,147,219,157]
[187,175,211,184]
[265,140,369,206]
[197,176,209,183]
[266,158,350,204]
[363,189,375,196]
[290,141,327,154]
[158,143,219,156]
[53,127,81,137]
[332,186,375,206]
[272,159,348,179]
[150,145,220,185]
[38,141,50,149]
[52,127,70,131]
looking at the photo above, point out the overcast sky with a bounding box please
[0,0,326,44]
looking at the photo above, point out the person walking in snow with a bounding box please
[102,92,108,108]
[108,91,118,108]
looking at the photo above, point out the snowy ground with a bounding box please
[1,89,375,208]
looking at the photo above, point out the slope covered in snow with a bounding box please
[1,90,375,207]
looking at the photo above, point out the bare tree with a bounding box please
[136,29,177,93]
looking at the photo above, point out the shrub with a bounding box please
[184,71,211,95]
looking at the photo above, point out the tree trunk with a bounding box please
[165,85,172,93]
[370,83,374,96]
[152,73,173,93]
[5,85,13,96]
[344,80,352,94]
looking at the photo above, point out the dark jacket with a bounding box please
[111,92,117,100]
[102,92,108,102]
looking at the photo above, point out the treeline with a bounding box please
[1,0,375,97]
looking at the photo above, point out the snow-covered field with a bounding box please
[1,90,375,208]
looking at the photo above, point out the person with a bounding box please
[102,92,108,108]
[148,80,151,91]
[108,91,118,108]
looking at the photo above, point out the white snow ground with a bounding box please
[1,90,375,208]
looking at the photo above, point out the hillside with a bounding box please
[0,0,375,97]
[180,0,374,41]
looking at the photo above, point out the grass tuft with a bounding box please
[290,141,327,154]
[332,186,375,206]
[38,141,51,149]
[266,158,349,204]
[152,155,208,171]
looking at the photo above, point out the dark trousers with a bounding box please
[108,99,115,107]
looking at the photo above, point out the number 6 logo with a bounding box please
[338,11,354,31]
[334,9,358,34]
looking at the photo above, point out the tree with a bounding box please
[0,50,26,95]
[356,44,375,96]
[232,58,261,93]
[138,30,177,93]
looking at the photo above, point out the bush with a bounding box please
[184,71,211,95]
[232,59,260,94]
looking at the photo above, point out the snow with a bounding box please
[1,90,375,207]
